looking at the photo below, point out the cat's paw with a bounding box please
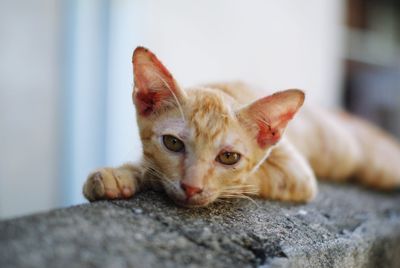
[83,168,136,201]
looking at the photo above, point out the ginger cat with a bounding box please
[83,47,400,207]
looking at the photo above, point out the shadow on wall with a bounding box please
[344,0,400,138]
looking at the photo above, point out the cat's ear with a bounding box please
[237,89,304,148]
[132,47,186,116]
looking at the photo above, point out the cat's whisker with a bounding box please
[214,198,233,205]
[141,158,183,191]
[222,190,259,196]
[222,188,257,193]
[146,170,177,189]
[141,158,165,177]
[220,193,259,207]
[152,71,186,123]
[236,194,259,207]
[140,160,178,189]
[223,185,259,191]
[219,194,239,199]
[220,188,259,198]
[143,159,168,181]
[224,183,257,188]
[222,184,260,196]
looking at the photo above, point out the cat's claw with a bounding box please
[83,168,136,201]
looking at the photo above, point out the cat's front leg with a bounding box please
[83,163,145,201]
[255,140,318,202]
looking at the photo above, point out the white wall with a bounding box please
[0,0,60,219]
[136,0,344,105]
[105,0,345,165]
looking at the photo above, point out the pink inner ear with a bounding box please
[135,90,156,116]
[257,122,279,148]
[135,86,175,116]
[244,89,304,148]
[256,110,296,148]
[133,47,178,116]
[134,70,172,116]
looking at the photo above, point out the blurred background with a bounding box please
[0,0,399,219]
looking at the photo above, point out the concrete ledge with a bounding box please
[1,183,400,268]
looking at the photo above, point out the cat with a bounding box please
[83,47,400,207]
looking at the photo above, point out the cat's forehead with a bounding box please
[187,89,233,114]
[186,89,236,142]
[153,88,240,142]
[154,117,190,139]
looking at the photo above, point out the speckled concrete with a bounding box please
[1,183,400,268]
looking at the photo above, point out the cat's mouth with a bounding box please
[161,181,218,207]
[167,190,216,208]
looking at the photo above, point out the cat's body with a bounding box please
[214,82,400,191]
[83,47,400,207]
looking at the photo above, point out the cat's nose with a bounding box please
[180,182,203,199]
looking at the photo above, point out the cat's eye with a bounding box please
[162,135,185,152]
[216,151,241,165]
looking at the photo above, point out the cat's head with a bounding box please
[132,47,304,207]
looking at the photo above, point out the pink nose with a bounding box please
[180,182,203,199]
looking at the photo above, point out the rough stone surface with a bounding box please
[1,183,400,268]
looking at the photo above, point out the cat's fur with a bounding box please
[83,47,400,207]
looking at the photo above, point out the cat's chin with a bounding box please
[168,195,215,208]
[163,185,219,207]
[174,199,211,208]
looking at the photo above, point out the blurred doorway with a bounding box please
[344,0,400,138]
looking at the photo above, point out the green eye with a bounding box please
[216,151,241,165]
[162,135,185,152]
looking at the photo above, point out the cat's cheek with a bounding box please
[163,181,185,200]
[214,158,247,172]
[214,156,237,168]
